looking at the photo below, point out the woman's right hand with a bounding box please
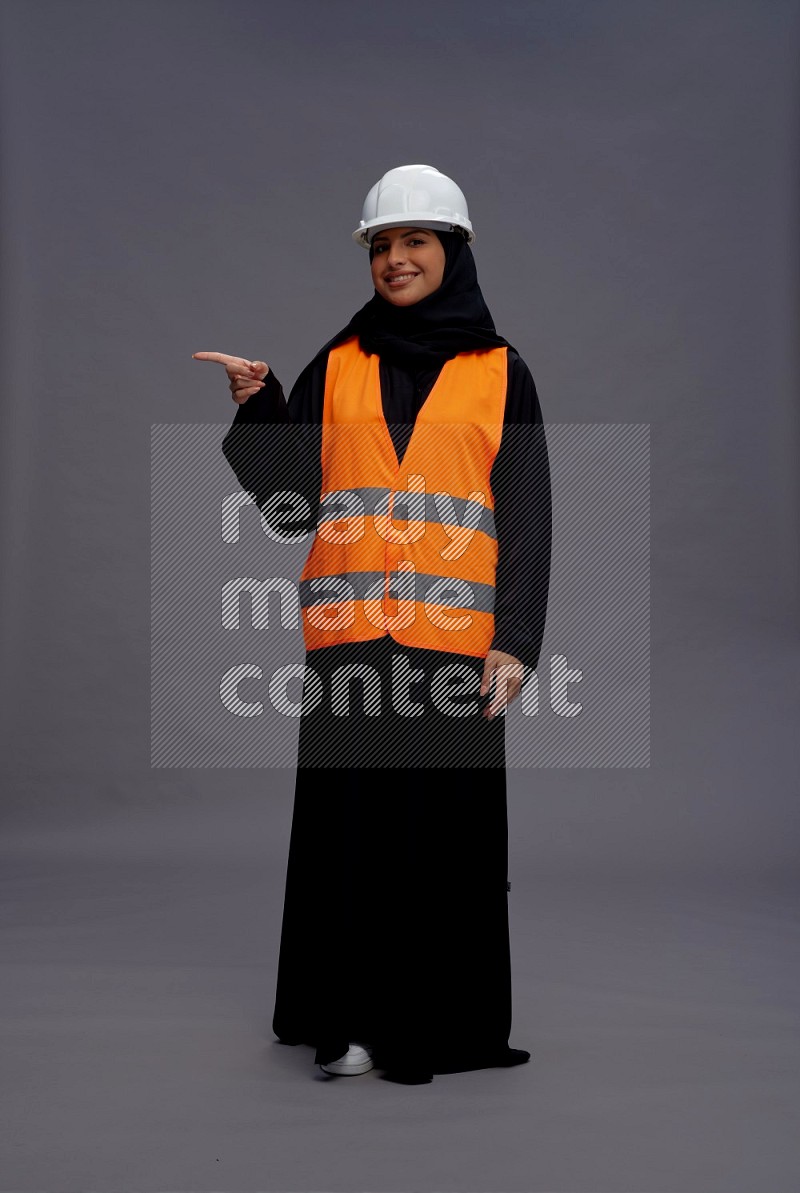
[192,351,270,404]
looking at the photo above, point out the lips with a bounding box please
[385,272,419,286]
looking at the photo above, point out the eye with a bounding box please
[373,242,388,253]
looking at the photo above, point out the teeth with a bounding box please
[389,274,416,282]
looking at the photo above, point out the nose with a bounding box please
[385,240,408,268]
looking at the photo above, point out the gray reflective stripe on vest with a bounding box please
[317,487,496,540]
[300,571,495,614]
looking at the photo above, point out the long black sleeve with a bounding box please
[221,358,326,538]
[488,351,552,673]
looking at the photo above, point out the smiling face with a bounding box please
[369,227,446,306]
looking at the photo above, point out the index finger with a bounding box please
[192,352,252,367]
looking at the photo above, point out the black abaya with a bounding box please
[221,332,551,1083]
[272,637,512,1080]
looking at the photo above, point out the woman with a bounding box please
[194,164,552,1085]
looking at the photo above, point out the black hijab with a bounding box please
[312,230,514,371]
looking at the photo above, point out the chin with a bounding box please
[384,289,424,307]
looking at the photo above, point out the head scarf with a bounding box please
[312,231,514,370]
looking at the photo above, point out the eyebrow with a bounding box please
[372,228,430,242]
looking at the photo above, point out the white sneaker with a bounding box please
[320,1044,373,1076]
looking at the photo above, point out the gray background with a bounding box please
[1,1,798,1190]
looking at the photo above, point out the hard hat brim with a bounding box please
[352,216,475,248]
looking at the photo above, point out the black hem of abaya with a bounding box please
[277,1036,531,1082]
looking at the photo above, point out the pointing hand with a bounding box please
[192,351,270,404]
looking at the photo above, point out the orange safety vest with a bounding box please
[299,336,508,657]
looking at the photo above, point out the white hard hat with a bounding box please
[352,163,475,248]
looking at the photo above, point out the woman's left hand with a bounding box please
[480,650,525,719]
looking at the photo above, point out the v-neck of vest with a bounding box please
[373,354,451,477]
